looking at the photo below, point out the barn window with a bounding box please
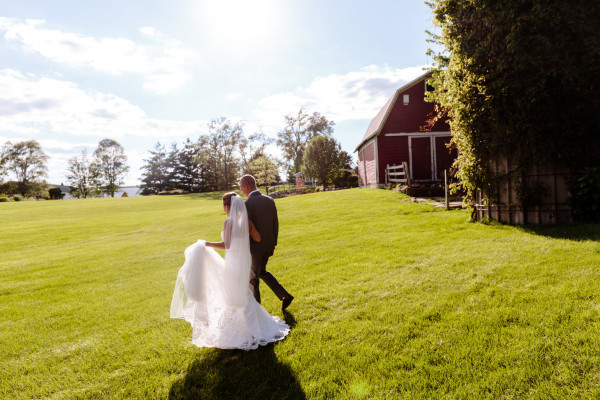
[403,94,409,105]
[425,82,435,92]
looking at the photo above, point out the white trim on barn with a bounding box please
[374,138,380,186]
[384,131,451,137]
[386,131,452,181]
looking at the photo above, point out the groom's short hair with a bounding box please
[239,175,257,189]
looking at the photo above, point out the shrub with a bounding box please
[0,195,10,202]
[48,187,64,200]
[13,195,23,201]
[37,189,50,200]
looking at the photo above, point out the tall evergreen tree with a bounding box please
[164,143,181,190]
[140,142,169,194]
[174,138,211,192]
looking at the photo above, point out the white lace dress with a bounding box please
[170,197,289,350]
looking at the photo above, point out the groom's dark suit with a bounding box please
[245,191,290,304]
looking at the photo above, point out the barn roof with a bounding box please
[355,70,432,152]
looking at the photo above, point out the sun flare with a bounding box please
[197,0,281,52]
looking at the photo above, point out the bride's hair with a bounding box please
[222,192,238,207]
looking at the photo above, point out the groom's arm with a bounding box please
[273,201,278,248]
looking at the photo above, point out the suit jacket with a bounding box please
[245,191,278,256]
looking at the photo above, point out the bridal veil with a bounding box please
[170,194,289,350]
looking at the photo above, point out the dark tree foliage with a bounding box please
[426,0,600,219]
[165,143,182,190]
[141,140,214,194]
[48,187,64,200]
[303,135,344,189]
[333,151,359,188]
[140,142,170,194]
[174,138,212,193]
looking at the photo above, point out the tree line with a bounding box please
[0,108,358,200]
[0,139,129,199]
[140,109,357,194]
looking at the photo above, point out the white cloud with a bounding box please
[0,69,210,184]
[0,17,198,94]
[0,69,207,139]
[253,65,429,132]
[225,92,242,101]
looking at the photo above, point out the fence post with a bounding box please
[385,164,389,185]
[402,161,411,187]
[444,169,449,210]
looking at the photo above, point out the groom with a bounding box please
[239,175,294,310]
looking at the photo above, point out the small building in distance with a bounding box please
[114,186,142,197]
[355,71,456,188]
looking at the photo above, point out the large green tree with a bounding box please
[201,118,244,191]
[66,150,101,198]
[93,139,129,197]
[302,135,344,189]
[3,140,48,196]
[426,0,600,219]
[277,108,334,177]
[246,155,280,187]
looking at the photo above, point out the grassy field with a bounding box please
[1,189,600,399]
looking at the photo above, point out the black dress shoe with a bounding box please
[282,294,294,310]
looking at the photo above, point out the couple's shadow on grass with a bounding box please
[169,311,305,400]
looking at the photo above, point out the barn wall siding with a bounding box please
[357,149,365,186]
[364,142,376,186]
[377,135,409,184]
[375,79,451,184]
[380,82,450,135]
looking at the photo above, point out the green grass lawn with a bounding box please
[1,189,599,399]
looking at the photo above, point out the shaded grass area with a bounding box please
[1,189,600,399]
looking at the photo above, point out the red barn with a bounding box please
[355,71,456,188]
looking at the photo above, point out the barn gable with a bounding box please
[356,71,455,187]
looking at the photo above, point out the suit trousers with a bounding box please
[250,252,289,304]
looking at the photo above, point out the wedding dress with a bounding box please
[170,195,289,350]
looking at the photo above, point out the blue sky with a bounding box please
[0,0,439,185]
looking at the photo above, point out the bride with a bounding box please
[170,192,290,350]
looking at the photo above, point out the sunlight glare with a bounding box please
[197,0,281,52]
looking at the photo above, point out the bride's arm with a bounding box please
[205,220,227,250]
[249,220,261,242]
